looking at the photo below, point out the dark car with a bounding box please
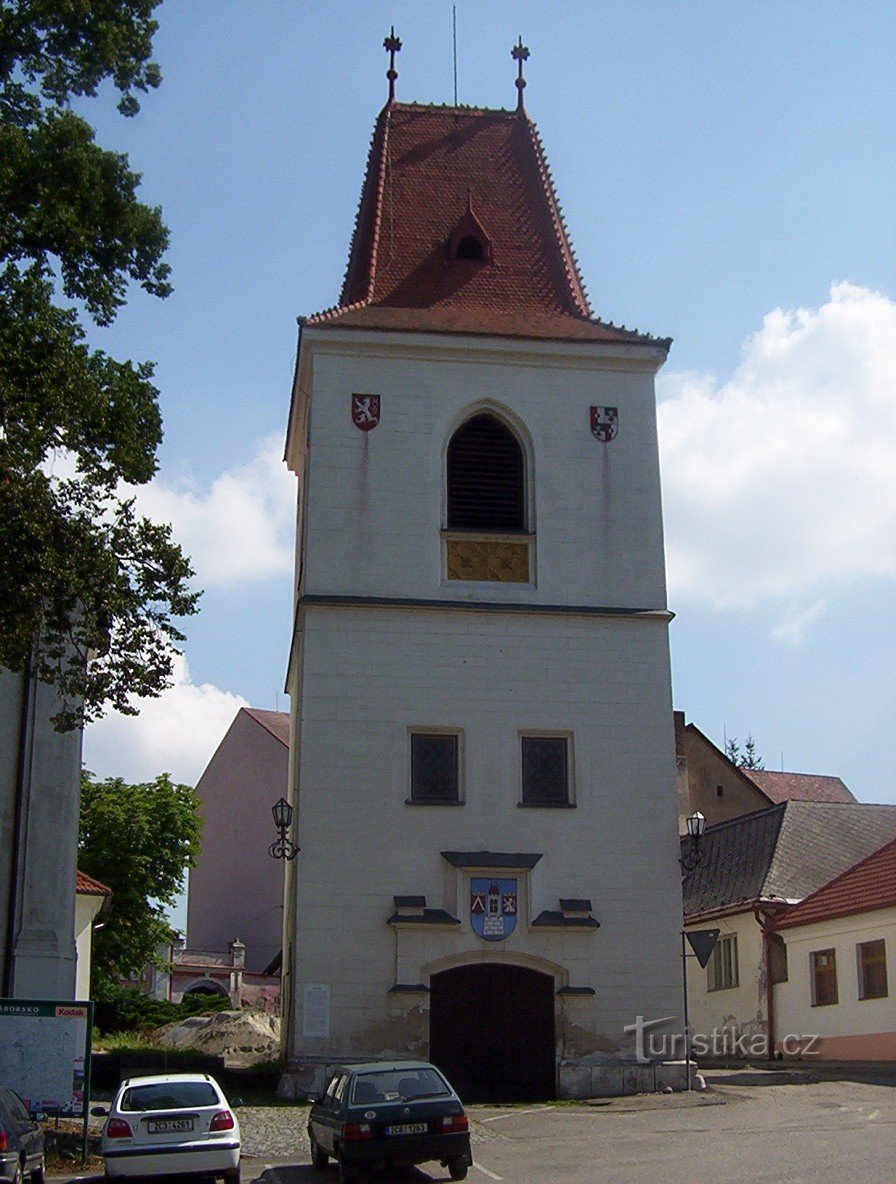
[307,1060,472,1182]
[0,1088,45,1184]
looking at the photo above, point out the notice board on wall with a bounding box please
[0,997,93,1153]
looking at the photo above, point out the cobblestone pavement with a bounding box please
[238,1104,503,1160]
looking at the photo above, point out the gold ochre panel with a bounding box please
[446,539,530,583]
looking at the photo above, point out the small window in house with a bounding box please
[521,736,570,806]
[708,933,739,991]
[456,235,485,260]
[716,784,724,798]
[447,414,525,532]
[857,939,888,1000]
[811,948,838,1006]
[410,733,460,804]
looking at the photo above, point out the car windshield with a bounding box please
[120,1082,218,1112]
[351,1068,450,1104]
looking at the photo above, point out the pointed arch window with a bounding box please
[447,413,525,532]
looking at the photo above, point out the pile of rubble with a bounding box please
[154,1009,280,1067]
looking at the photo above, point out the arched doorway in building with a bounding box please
[429,963,555,1103]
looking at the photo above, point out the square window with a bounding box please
[410,733,459,804]
[811,948,838,1006]
[857,939,888,1000]
[708,933,739,991]
[521,736,569,805]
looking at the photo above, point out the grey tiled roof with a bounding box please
[683,801,896,918]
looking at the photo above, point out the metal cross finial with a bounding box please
[384,27,402,103]
[511,36,529,111]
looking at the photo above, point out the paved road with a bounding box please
[239,1077,896,1184]
[60,1074,896,1184]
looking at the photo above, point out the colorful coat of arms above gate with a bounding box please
[470,877,518,941]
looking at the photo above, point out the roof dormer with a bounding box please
[447,193,492,264]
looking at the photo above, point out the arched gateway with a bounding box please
[429,964,555,1103]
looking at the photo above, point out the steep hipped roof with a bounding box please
[243,708,290,747]
[774,835,896,930]
[683,800,896,919]
[304,102,669,349]
[745,769,856,805]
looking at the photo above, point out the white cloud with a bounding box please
[658,283,896,611]
[133,434,295,588]
[83,654,249,785]
[770,599,829,646]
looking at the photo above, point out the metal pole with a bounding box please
[682,929,692,1091]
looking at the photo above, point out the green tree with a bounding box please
[725,734,765,770]
[0,1,198,729]
[78,770,202,994]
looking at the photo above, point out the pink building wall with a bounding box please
[187,709,288,973]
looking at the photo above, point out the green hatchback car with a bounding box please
[307,1060,472,1182]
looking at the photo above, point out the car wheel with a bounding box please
[337,1149,358,1183]
[309,1130,329,1170]
[448,1159,468,1181]
[222,1168,240,1184]
[31,1158,45,1184]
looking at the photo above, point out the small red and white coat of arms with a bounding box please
[351,393,381,431]
[590,405,618,442]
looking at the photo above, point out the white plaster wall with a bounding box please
[775,909,896,1047]
[289,604,682,1064]
[296,331,668,610]
[187,710,288,972]
[685,912,767,1049]
[74,893,103,1000]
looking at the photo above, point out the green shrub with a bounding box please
[93,983,232,1035]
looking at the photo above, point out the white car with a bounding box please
[94,1073,241,1184]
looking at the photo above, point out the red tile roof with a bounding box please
[243,708,290,747]
[304,102,669,349]
[76,869,111,896]
[745,770,856,805]
[774,835,896,929]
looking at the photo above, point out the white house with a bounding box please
[682,801,896,1058]
[280,45,684,1102]
[772,835,896,1061]
[74,870,110,1000]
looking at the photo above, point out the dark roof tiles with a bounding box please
[775,836,896,929]
[683,801,896,918]
[243,708,290,747]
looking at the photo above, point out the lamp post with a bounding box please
[269,797,299,861]
[677,809,705,1094]
[679,809,706,873]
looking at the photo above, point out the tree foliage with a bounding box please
[78,770,202,994]
[725,734,765,770]
[0,1,199,729]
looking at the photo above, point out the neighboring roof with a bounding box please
[242,708,290,747]
[303,101,669,350]
[744,769,856,805]
[775,835,896,930]
[683,801,896,919]
[76,870,111,896]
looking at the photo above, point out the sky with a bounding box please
[81,0,896,873]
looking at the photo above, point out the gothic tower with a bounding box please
[282,40,683,1101]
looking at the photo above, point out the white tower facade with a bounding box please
[282,72,683,1101]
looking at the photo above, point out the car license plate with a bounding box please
[385,1122,427,1136]
[147,1118,194,1134]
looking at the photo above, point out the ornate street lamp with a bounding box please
[679,810,706,873]
[269,797,299,861]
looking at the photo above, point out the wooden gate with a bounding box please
[429,963,555,1102]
